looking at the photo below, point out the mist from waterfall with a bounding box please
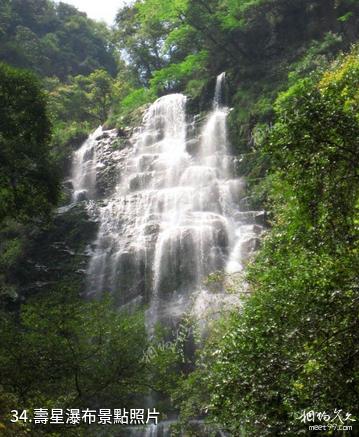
[82,73,262,331]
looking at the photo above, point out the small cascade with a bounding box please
[71,125,103,201]
[213,71,226,109]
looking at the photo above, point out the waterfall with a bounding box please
[71,125,103,201]
[80,73,263,333]
[68,73,264,436]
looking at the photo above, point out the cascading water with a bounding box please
[83,73,262,332]
[213,71,226,109]
[71,125,103,201]
[69,72,263,436]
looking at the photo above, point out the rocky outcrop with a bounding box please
[19,203,98,298]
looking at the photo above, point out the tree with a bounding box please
[0,0,117,80]
[0,63,59,224]
[87,69,114,122]
[174,47,359,436]
[0,286,150,434]
[48,69,115,124]
[114,3,168,84]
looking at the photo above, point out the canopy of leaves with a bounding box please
[0,0,117,80]
[0,62,59,224]
[175,47,359,436]
[0,287,150,435]
[48,69,115,124]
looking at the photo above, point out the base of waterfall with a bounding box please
[124,419,231,437]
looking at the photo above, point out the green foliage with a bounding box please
[338,11,353,22]
[45,69,118,173]
[288,32,343,86]
[0,0,117,80]
[114,0,232,93]
[270,49,359,245]
[113,0,358,135]
[107,87,157,128]
[0,237,22,271]
[120,88,156,116]
[220,0,268,29]
[48,69,115,124]
[1,1,359,434]
[150,51,208,95]
[176,48,359,435]
[114,2,169,84]
[0,287,149,432]
[0,220,28,303]
[0,62,59,224]
[50,122,90,174]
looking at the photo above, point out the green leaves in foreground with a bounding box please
[0,287,149,434]
[176,47,359,436]
[0,63,59,224]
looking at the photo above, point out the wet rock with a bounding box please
[254,210,268,226]
[143,223,160,236]
[19,203,98,298]
[238,196,255,211]
[186,138,200,155]
[95,131,110,141]
[241,237,261,255]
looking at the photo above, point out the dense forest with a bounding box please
[0,0,358,436]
